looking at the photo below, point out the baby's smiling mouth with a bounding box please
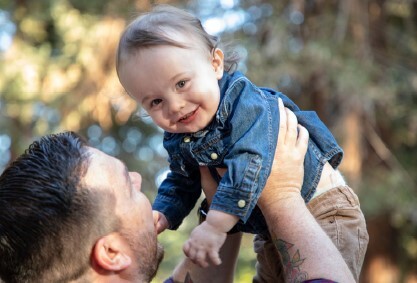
[178,108,199,123]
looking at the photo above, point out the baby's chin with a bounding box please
[166,126,205,134]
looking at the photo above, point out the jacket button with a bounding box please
[237,200,246,208]
[183,136,191,143]
[210,152,218,160]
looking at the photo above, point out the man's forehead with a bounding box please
[85,147,130,186]
[83,147,117,184]
[86,146,118,163]
[86,146,105,156]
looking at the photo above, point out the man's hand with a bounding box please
[258,98,309,210]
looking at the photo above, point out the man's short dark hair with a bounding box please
[0,132,114,283]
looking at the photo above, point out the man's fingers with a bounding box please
[296,125,309,154]
[278,98,287,144]
[285,108,298,144]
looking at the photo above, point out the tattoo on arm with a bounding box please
[275,239,308,283]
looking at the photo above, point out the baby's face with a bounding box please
[119,39,224,134]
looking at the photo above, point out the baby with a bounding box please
[116,5,368,281]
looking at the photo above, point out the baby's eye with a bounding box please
[176,80,187,89]
[151,99,162,107]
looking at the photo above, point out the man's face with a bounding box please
[83,147,163,280]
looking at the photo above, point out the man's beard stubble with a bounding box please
[122,229,164,282]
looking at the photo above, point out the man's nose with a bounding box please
[129,172,142,190]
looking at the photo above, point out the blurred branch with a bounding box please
[365,119,416,189]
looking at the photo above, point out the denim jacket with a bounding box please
[152,71,343,234]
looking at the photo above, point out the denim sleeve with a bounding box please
[152,167,202,230]
[210,78,279,223]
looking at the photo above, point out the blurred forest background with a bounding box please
[0,0,416,282]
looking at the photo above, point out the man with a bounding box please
[0,102,354,282]
[0,132,163,283]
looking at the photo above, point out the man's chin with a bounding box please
[121,229,164,282]
[148,242,164,281]
[139,237,164,282]
[157,242,164,266]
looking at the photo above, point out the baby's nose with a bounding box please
[167,98,186,114]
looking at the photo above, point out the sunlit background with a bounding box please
[0,0,416,282]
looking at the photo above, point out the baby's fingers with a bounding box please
[183,242,207,267]
[208,250,222,266]
[183,241,192,258]
[195,250,209,268]
[153,211,168,234]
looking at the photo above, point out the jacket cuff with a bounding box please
[210,185,253,223]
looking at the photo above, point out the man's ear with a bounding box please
[212,48,224,80]
[92,233,132,271]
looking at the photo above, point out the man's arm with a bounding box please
[258,99,355,282]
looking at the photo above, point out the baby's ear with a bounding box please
[212,48,224,79]
[92,233,132,271]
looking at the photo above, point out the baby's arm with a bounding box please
[183,210,238,268]
[153,167,202,231]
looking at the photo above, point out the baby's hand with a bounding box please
[183,221,226,268]
[153,210,169,234]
